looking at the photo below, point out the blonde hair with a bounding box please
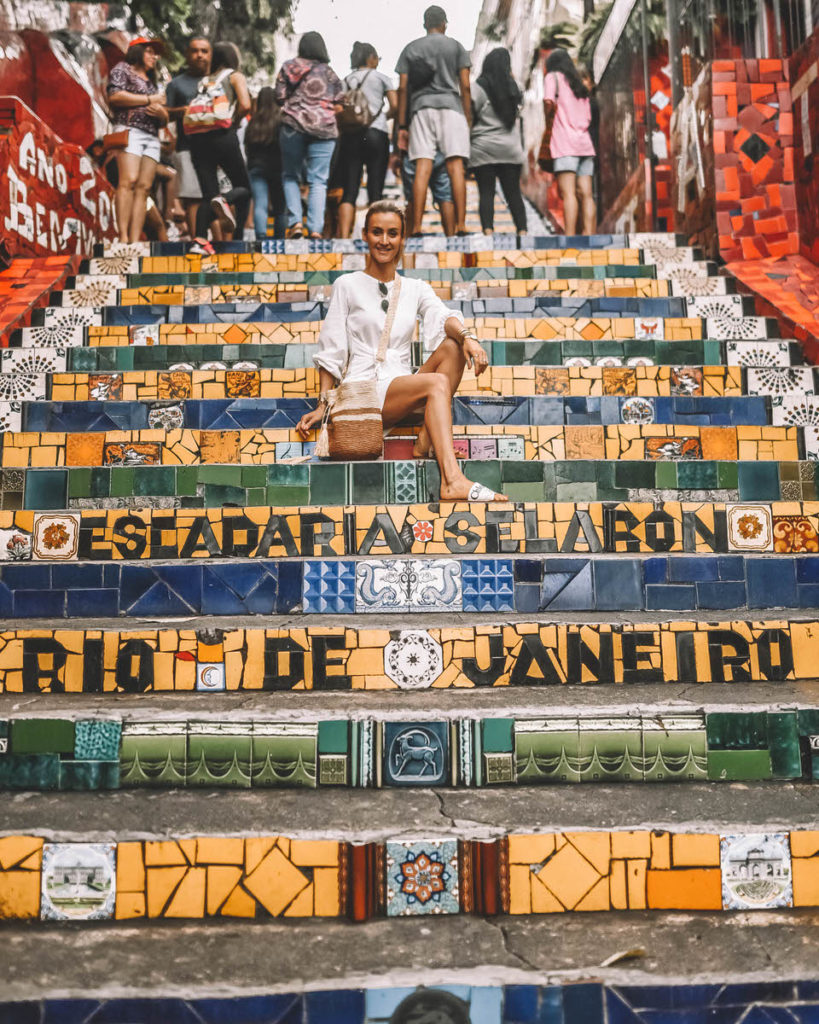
[363,200,407,264]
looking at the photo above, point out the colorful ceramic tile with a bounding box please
[383,631,443,689]
[720,833,793,910]
[727,505,773,551]
[31,513,80,560]
[385,840,460,916]
[40,842,116,921]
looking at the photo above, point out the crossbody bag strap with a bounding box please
[375,275,401,363]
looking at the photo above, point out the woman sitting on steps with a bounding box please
[296,199,508,502]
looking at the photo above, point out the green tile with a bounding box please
[706,711,768,750]
[505,482,546,501]
[89,468,111,498]
[717,462,738,489]
[653,461,677,489]
[707,749,772,781]
[241,467,268,488]
[577,722,642,782]
[797,709,819,736]
[59,760,119,791]
[468,461,502,495]
[11,718,75,755]
[309,463,347,505]
[516,724,581,783]
[24,470,67,510]
[677,462,717,489]
[350,462,387,504]
[110,467,135,497]
[133,467,175,496]
[247,488,267,506]
[767,712,802,779]
[615,462,658,489]
[501,461,543,483]
[0,754,60,789]
[318,720,348,754]
[67,468,92,498]
[176,467,199,496]
[204,484,248,506]
[198,466,243,485]
[483,718,513,753]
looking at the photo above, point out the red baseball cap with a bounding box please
[129,36,166,54]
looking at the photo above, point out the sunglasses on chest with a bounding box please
[378,281,389,313]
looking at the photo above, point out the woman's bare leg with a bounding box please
[115,151,141,243]
[413,336,466,457]
[382,371,507,501]
[576,174,597,234]
[556,171,578,235]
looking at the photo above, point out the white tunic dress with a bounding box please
[314,271,465,410]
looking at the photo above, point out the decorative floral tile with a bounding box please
[720,833,792,910]
[706,317,767,340]
[0,373,45,402]
[383,722,449,786]
[746,367,815,396]
[726,505,773,552]
[384,631,443,690]
[0,527,31,561]
[356,559,462,613]
[772,515,819,552]
[670,367,703,396]
[667,270,728,293]
[42,305,101,326]
[40,842,116,921]
[0,402,21,433]
[409,559,462,612]
[725,342,791,367]
[32,513,80,560]
[88,255,140,275]
[686,295,745,318]
[770,395,819,427]
[386,839,459,916]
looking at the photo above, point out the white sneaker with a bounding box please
[211,196,236,232]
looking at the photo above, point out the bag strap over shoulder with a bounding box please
[375,275,401,363]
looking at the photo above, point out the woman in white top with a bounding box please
[296,200,508,502]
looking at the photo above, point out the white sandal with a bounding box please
[468,481,501,502]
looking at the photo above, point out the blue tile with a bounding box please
[645,585,696,611]
[514,560,542,583]
[0,1004,40,1024]
[562,985,602,1024]
[50,564,103,589]
[66,589,121,618]
[305,990,364,1024]
[88,998,203,1023]
[643,558,668,584]
[796,558,819,583]
[43,1000,103,1023]
[716,556,745,581]
[383,721,449,787]
[191,995,304,1024]
[462,559,515,612]
[504,986,539,1022]
[617,985,722,1011]
[695,582,748,609]
[594,560,643,610]
[303,560,356,614]
[746,560,798,608]
[13,590,65,617]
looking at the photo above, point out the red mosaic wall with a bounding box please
[712,58,798,261]
[0,97,116,257]
[790,29,819,262]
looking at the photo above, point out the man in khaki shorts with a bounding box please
[396,5,471,235]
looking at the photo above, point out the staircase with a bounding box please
[2,187,819,1009]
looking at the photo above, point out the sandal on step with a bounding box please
[468,481,502,502]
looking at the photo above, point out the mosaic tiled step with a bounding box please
[6,396,777,434]
[11,365,749,404]
[7,459,815,512]
[1,424,805,468]
[5,501,819,563]
[3,700,819,791]
[0,554,818,618]
[113,265,731,292]
[2,818,819,921]
[9,339,759,371]
[0,619,810,692]
[90,229,687,256]
[56,281,747,314]
[35,311,776,354]
[10,983,819,1024]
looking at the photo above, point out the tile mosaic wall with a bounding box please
[8,981,819,1024]
[3,826,819,922]
[1,705,817,792]
[0,620,812,692]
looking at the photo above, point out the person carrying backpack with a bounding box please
[335,42,397,238]
[274,32,344,239]
[185,41,252,249]
[395,5,471,235]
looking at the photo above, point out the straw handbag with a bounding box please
[315,276,402,461]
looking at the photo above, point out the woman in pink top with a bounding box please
[544,49,596,235]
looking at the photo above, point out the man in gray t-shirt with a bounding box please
[396,5,471,235]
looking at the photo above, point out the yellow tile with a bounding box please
[220,883,258,917]
[115,892,146,919]
[792,857,819,907]
[574,876,610,911]
[565,831,611,875]
[0,835,42,871]
[530,873,565,914]
[535,841,602,909]
[626,859,648,909]
[672,833,720,867]
[146,865,188,917]
[507,833,555,865]
[243,847,309,917]
[508,864,533,914]
[145,841,187,866]
[116,842,145,892]
[165,866,206,918]
[0,870,40,918]
[650,832,671,869]
[313,867,340,916]
[610,831,652,860]
[790,831,819,858]
[196,837,245,865]
[206,866,244,915]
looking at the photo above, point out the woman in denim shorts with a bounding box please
[543,48,596,235]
